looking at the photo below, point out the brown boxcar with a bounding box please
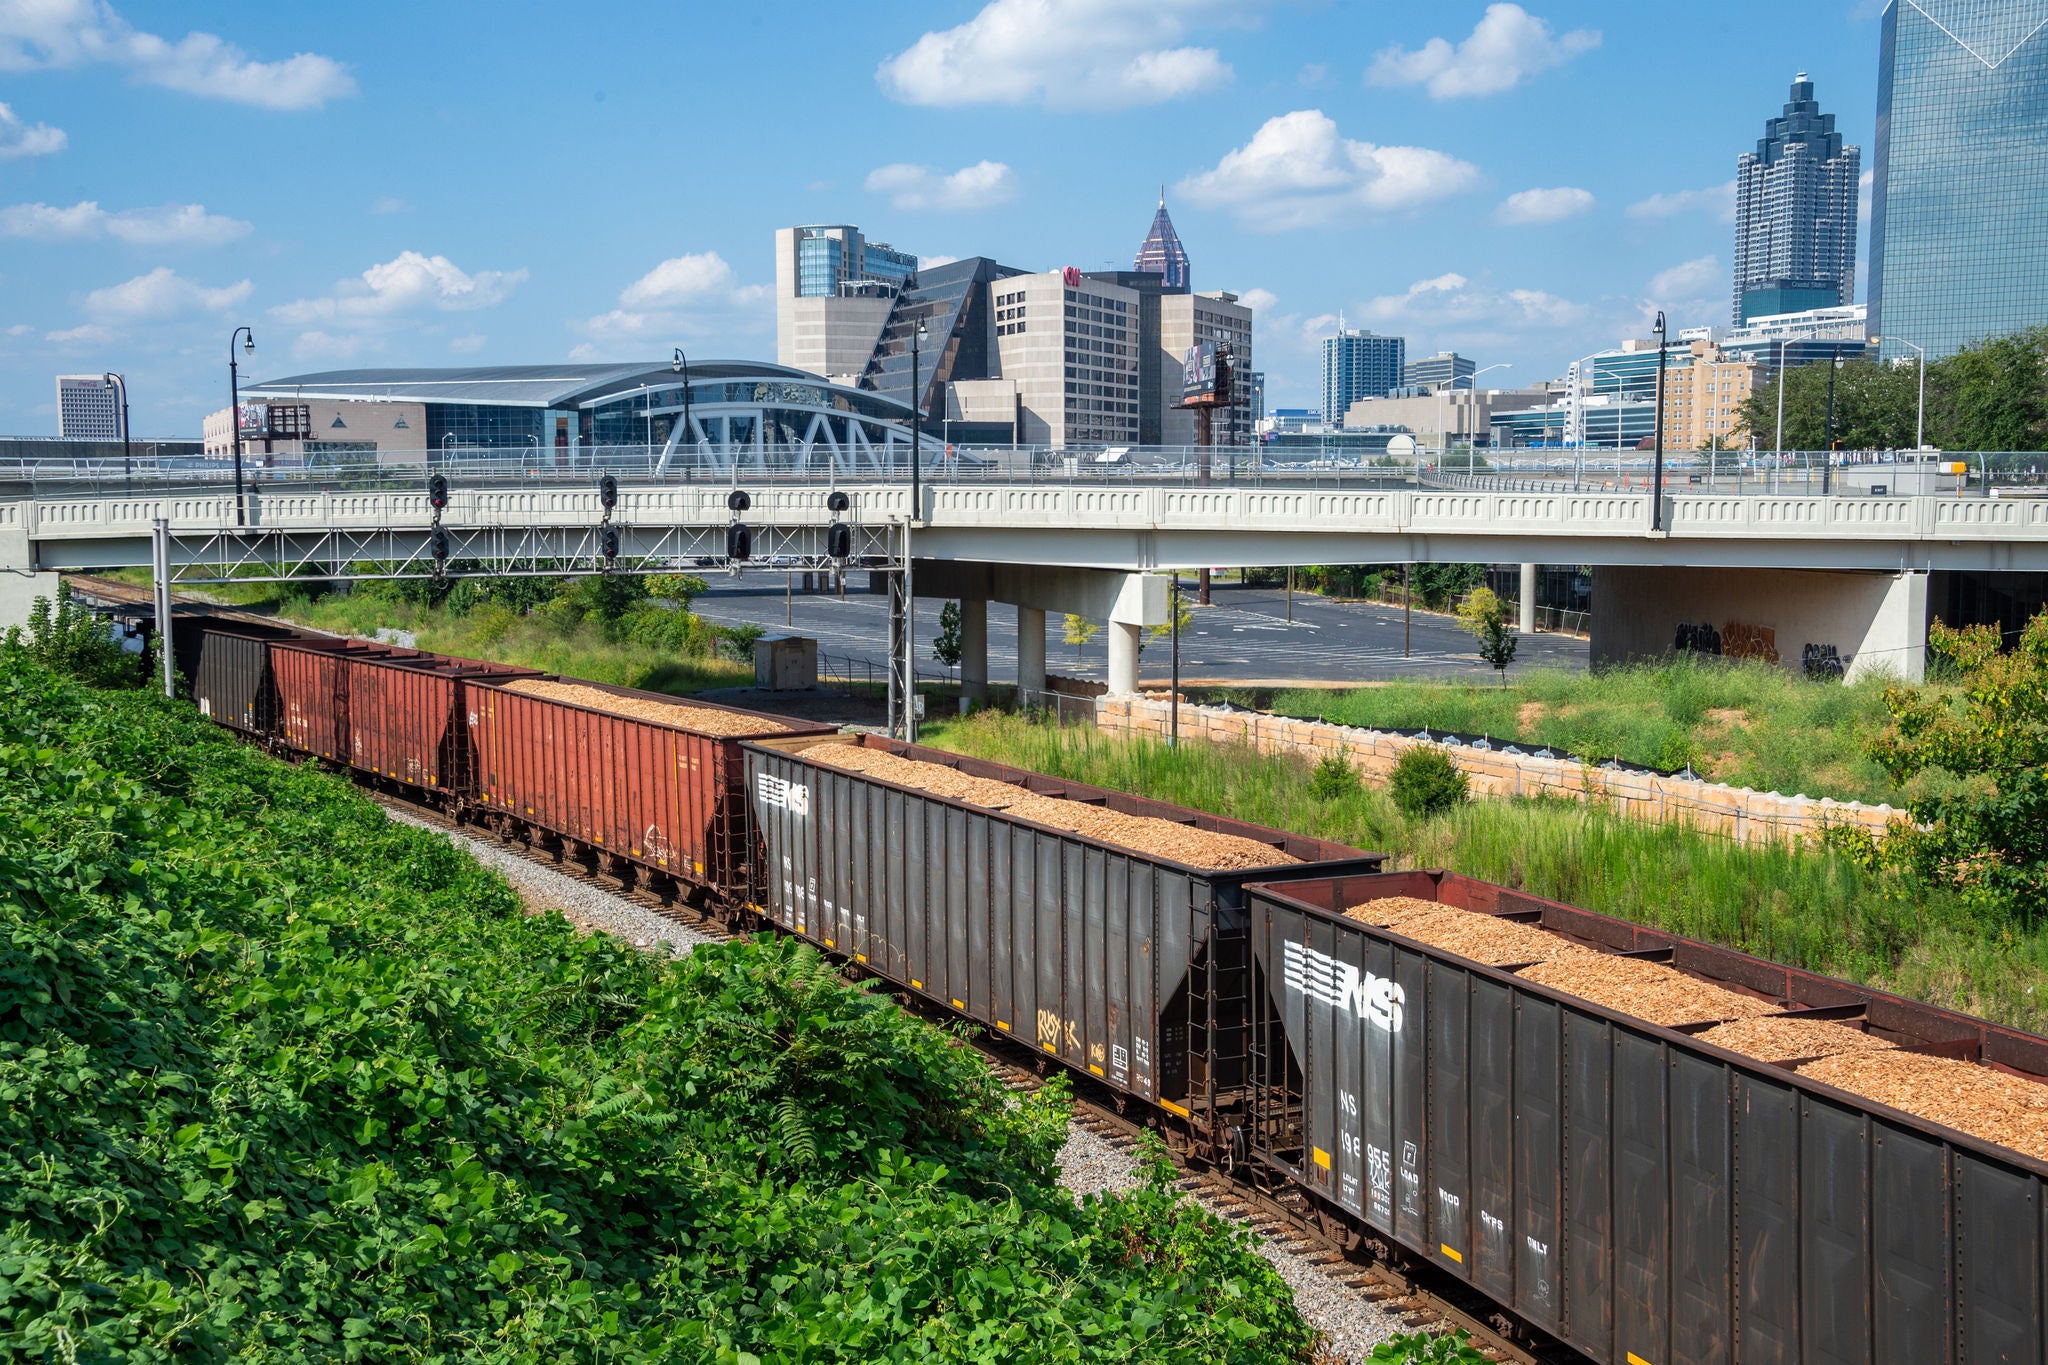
[342,652,541,792]
[466,677,833,893]
[1248,869,2048,1365]
[269,638,399,760]
[743,733,1386,1145]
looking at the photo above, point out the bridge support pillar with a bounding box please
[1017,606,1046,703]
[1518,563,1537,634]
[1590,564,1928,683]
[1106,620,1141,696]
[0,570,61,631]
[959,597,987,705]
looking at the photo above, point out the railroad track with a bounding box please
[360,781,1549,1365]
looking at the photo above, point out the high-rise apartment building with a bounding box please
[1162,291,1254,446]
[1133,193,1191,292]
[1733,73,1860,324]
[1870,0,2048,360]
[56,375,122,440]
[774,225,918,379]
[1320,331,1405,424]
[1403,351,1476,392]
[1659,347,1765,449]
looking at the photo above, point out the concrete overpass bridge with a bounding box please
[8,477,2047,692]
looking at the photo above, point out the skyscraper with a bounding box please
[56,375,122,440]
[1870,0,2048,360]
[1732,73,1860,324]
[1321,330,1405,425]
[1133,191,1191,293]
[773,225,918,379]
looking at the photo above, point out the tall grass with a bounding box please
[921,712,2048,1033]
[1272,656,1904,804]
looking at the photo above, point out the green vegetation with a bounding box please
[1739,325,2048,453]
[0,649,1321,1362]
[3,579,141,688]
[1369,1332,1488,1364]
[919,712,2048,1032]
[1454,586,1517,685]
[1292,563,1483,610]
[1389,745,1469,819]
[1307,753,1361,802]
[1274,657,1902,803]
[1846,610,2048,920]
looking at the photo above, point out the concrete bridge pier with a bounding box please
[916,562,1167,701]
[958,596,988,704]
[1590,565,1930,683]
[1016,606,1046,701]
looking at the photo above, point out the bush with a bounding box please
[1308,752,1360,800]
[1370,1330,1490,1363]
[1389,743,1469,818]
[2,584,137,688]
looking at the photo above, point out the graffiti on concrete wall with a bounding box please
[1674,622,1722,655]
[1719,622,1779,664]
[1801,642,1845,680]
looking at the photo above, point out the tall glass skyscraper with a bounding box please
[1320,331,1405,425]
[1732,73,1860,324]
[1869,0,2048,359]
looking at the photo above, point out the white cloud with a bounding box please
[1368,4,1598,99]
[1496,186,1594,225]
[0,0,355,110]
[45,322,114,345]
[1,199,251,246]
[290,330,366,362]
[4,322,32,336]
[574,251,771,348]
[369,196,412,215]
[449,332,486,354]
[865,160,1021,212]
[1858,167,1873,223]
[1647,255,1720,300]
[82,266,252,320]
[0,100,64,158]
[273,251,526,326]
[1362,272,1587,343]
[1626,180,1737,223]
[1237,287,1279,314]
[1178,109,1479,230]
[877,0,1241,110]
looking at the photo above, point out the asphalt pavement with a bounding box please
[687,572,1588,688]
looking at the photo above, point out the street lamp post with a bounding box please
[1461,362,1511,476]
[102,371,130,488]
[228,327,254,526]
[1651,311,1668,530]
[909,320,927,519]
[1823,344,1842,496]
[1774,337,1786,494]
[1896,338,1927,452]
[672,348,692,465]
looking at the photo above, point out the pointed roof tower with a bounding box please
[1134,189,1191,292]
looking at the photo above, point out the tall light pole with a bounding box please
[102,371,130,486]
[1896,337,1927,452]
[672,347,692,464]
[1650,311,1668,530]
[228,327,254,526]
[1774,337,1786,489]
[909,319,927,519]
[1823,343,1843,496]
[1461,362,1511,475]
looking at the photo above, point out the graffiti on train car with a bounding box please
[1282,939,1406,1033]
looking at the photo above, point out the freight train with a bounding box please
[190,619,2048,1364]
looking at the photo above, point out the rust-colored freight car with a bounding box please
[341,651,541,792]
[269,638,399,760]
[1248,869,2048,1365]
[466,678,833,894]
[192,621,314,734]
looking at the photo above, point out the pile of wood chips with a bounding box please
[803,743,1296,871]
[1800,1050,2048,1162]
[1345,897,1583,968]
[1694,1016,1894,1064]
[497,679,789,737]
[1513,955,1781,1028]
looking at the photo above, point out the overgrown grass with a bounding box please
[920,712,2048,1033]
[1272,657,1907,804]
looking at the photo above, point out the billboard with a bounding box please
[1180,342,1229,405]
[237,402,270,437]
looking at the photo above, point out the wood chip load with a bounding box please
[1694,1016,1895,1064]
[496,678,789,737]
[802,743,1297,872]
[1345,897,1584,968]
[1800,1050,2048,1163]
[1513,955,1780,1028]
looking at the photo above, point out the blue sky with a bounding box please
[1,0,1889,433]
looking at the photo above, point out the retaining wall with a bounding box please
[1096,694,1902,847]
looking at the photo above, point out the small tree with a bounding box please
[1456,586,1519,686]
[933,600,963,667]
[1389,744,1469,819]
[717,621,767,664]
[3,583,137,688]
[1062,613,1099,663]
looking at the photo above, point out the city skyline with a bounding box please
[0,2,1900,433]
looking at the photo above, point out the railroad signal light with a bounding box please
[599,475,618,511]
[826,490,850,514]
[430,524,450,563]
[726,522,752,562]
[601,525,620,563]
[827,521,852,561]
[727,488,751,513]
[428,474,448,510]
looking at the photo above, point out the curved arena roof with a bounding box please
[242,361,904,412]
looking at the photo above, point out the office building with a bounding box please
[1085,269,1174,445]
[989,271,1142,447]
[1133,192,1191,292]
[56,375,122,440]
[1321,330,1405,424]
[1869,0,2048,360]
[1680,303,1873,370]
[1163,290,1254,445]
[1732,73,1860,324]
[1658,348,1765,448]
[1403,351,1476,392]
[1243,370,1266,424]
[219,363,917,468]
[1343,387,1551,445]
[862,256,1023,426]
[774,224,918,379]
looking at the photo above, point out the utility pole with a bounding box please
[1823,343,1842,496]
[1402,564,1412,658]
[1169,571,1181,748]
[1650,310,1668,530]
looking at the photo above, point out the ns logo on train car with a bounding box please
[755,772,810,815]
[1283,940,1405,1034]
